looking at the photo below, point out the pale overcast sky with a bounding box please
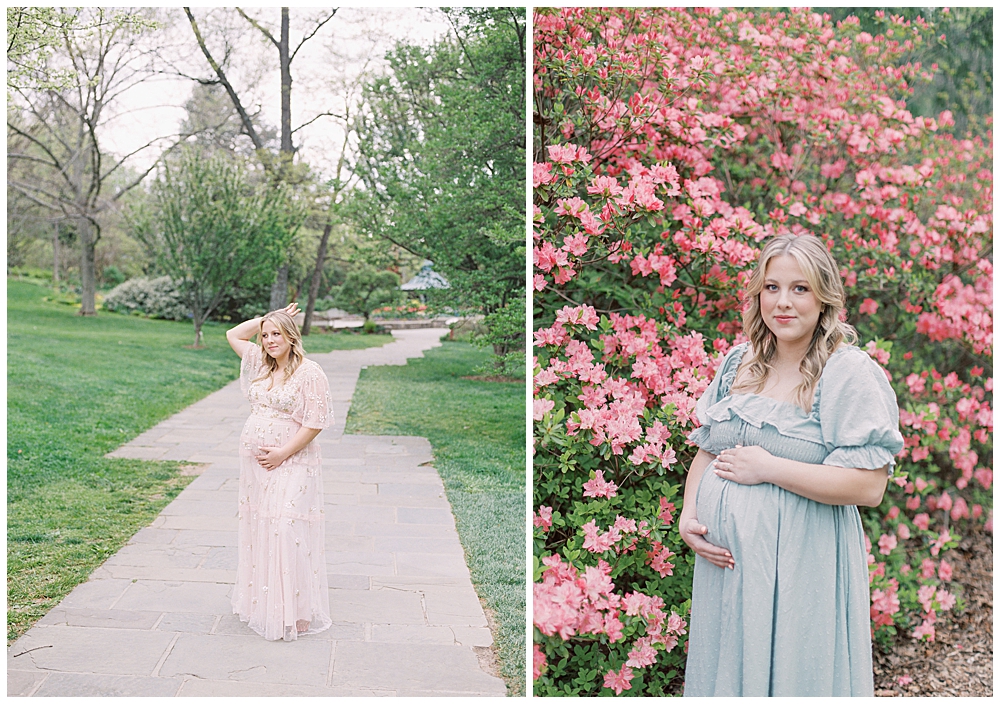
[101,7,451,180]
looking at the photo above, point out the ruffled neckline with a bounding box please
[704,343,856,443]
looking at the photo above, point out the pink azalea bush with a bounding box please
[533,8,991,695]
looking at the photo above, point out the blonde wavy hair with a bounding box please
[731,234,858,412]
[254,310,305,387]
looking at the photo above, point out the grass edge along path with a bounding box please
[6,279,390,644]
[344,340,527,696]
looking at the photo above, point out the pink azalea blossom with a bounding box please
[533,644,547,680]
[938,559,952,582]
[534,506,553,532]
[614,515,638,533]
[859,298,879,315]
[626,638,658,668]
[582,470,619,499]
[533,162,556,188]
[937,491,953,512]
[533,398,555,421]
[929,529,951,556]
[917,584,938,612]
[974,468,993,489]
[936,589,956,611]
[878,534,897,555]
[603,663,634,695]
[912,620,936,642]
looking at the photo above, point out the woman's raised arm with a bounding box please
[226,317,262,359]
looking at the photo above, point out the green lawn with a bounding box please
[345,341,527,696]
[6,279,388,643]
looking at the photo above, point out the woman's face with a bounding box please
[260,320,291,362]
[759,255,822,350]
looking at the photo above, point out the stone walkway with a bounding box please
[8,329,507,697]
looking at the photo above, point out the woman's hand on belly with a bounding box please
[679,510,734,570]
[255,445,288,471]
[712,444,774,486]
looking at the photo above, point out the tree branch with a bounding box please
[290,8,338,62]
[291,110,344,134]
[445,12,479,79]
[235,7,279,49]
[184,6,270,166]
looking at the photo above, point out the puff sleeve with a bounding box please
[689,342,748,448]
[818,347,904,473]
[291,363,334,430]
[240,344,265,398]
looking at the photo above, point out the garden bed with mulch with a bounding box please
[874,527,993,697]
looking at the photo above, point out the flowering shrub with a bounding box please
[102,276,189,321]
[532,8,992,694]
[371,300,430,319]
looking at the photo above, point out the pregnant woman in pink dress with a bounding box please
[226,302,333,641]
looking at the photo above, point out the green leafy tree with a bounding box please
[184,7,339,310]
[131,150,301,347]
[350,8,526,370]
[333,266,400,321]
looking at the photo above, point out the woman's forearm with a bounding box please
[227,316,263,342]
[227,317,263,357]
[765,457,888,507]
[280,426,322,459]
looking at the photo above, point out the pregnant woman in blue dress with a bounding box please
[680,234,904,696]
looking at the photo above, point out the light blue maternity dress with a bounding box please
[683,343,904,696]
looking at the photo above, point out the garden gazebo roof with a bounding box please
[400,260,450,290]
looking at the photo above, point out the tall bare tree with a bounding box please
[183,7,338,310]
[7,8,179,315]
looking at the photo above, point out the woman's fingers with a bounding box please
[683,521,734,569]
[714,467,736,483]
[694,536,734,568]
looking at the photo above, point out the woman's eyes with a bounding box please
[764,284,809,293]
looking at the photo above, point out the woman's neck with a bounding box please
[773,338,811,369]
[271,352,290,373]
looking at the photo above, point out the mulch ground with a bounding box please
[873,527,993,697]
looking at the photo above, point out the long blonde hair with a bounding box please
[731,234,858,411]
[253,310,305,386]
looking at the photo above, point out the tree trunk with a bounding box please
[52,222,60,285]
[78,216,97,316]
[302,219,333,335]
[193,317,205,348]
[279,8,293,166]
[269,8,295,309]
[270,263,289,310]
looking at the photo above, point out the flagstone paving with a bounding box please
[8,328,507,697]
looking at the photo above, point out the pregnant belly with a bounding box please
[694,459,786,554]
[240,415,320,466]
[694,460,867,569]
